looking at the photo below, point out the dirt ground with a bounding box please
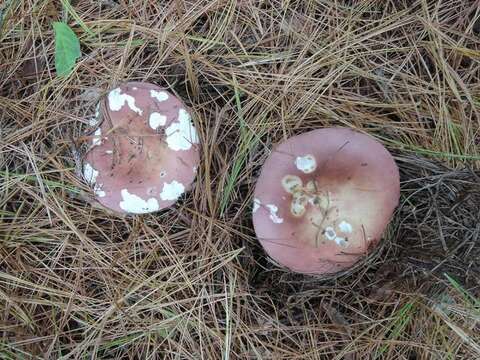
[1,0,480,359]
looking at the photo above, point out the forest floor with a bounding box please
[1,0,480,359]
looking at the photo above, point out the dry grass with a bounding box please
[1,0,480,359]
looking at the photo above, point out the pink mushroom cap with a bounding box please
[82,82,200,214]
[252,128,400,275]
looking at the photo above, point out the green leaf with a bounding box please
[53,22,81,77]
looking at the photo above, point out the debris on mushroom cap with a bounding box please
[81,82,200,214]
[252,128,400,275]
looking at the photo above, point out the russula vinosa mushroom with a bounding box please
[252,128,400,275]
[82,82,200,214]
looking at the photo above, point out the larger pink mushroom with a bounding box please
[82,82,200,214]
[252,128,400,275]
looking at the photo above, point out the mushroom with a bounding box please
[81,82,200,214]
[252,128,400,275]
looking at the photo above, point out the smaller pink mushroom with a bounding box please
[81,82,200,214]
[252,128,400,275]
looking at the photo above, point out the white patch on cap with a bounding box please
[133,87,138,90]
[150,90,169,102]
[165,109,199,151]
[105,150,113,154]
[266,204,283,224]
[252,198,261,213]
[92,128,102,146]
[160,180,185,201]
[335,237,347,247]
[281,174,303,194]
[338,220,353,233]
[88,103,101,126]
[149,112,167,129]
[324,226,336,240]
[193,166,197,173]
[94,184,106,197]
[83,163,99,184]
[295,154,317,174]
[119,189,159,214]
[290,201,306,217]
[108,88,143,115]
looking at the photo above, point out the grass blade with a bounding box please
[59,0,96,37]
[220,76,262,215]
